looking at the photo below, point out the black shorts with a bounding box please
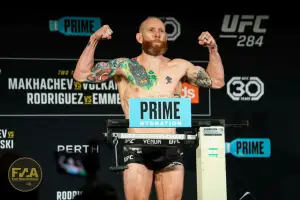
[123,145,184,171]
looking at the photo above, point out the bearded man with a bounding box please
[73,17,225,200]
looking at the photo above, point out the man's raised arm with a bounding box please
[73,25,125,83]
[185,31,225,89]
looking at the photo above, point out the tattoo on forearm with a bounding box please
[86,40,97,49]
[194,70,212,88]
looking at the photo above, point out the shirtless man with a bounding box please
[73,17,224,200]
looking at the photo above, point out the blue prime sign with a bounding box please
[225,138,271,158]
[49,16,101,37]
[129,98,191,128]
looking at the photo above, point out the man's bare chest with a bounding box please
[123,59,183,92]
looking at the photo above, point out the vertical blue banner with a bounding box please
[129,98,191,128]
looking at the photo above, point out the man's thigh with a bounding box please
[122,146,153,200]
[123,163,153,200]
[154,164,184,200]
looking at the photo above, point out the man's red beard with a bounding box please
[142,39,168,56]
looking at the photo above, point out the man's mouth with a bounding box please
[152,41,162,45]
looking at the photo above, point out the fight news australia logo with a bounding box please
[227,77,264,101]
[49,16,102,36]
[8,157,43,192]
[219,14,269,48]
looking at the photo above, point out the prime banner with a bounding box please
[0,58,210,117]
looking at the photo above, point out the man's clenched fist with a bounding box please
[198,31,217,49]
[91,25,113,40]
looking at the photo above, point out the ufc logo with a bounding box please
[169,140,180,144]
[124,139,135,144]
[124,155,133,162]
[221,15,269,33]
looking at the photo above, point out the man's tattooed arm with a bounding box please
[186,63,212,88]
[73,37,99,82]
[85,58,127,83]
[205,47,225,88]
[177,56,224,89]
[73,36,129,83]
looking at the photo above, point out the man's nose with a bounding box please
[153,31,161,38]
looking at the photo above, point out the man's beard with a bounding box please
[142,39,168,56]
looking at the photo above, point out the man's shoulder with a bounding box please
[169,58,193,68]
[111,57,132,62]
[108,57,136,68]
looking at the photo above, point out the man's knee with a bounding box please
[165,193,182,200]
[123,163,153,200]
[155,165,184,200]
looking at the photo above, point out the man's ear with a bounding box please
[136,32,143,44]
[164,34,168,41]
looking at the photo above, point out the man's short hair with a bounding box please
[139,16,161,32]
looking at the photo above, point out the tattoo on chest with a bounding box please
[165,76,172,84]
[122,61,157,90]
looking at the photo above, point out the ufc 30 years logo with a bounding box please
[227,77,264,101]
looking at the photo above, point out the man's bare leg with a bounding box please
[123,163,153,200]
[154,165,184,200]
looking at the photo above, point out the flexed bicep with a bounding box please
[186,65,212,88]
